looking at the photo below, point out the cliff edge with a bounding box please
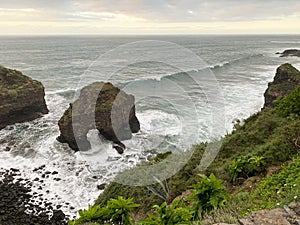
[264,63,300,108]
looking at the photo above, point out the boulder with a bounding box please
[239,203,300,225]
[239,208,291,225]
[264,63,300,108]
[57,82,140,152]
[0,65,48,129]
[278,49,300,57]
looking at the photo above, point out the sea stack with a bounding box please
[264,63,300,108]
[277,49,300,57]
[0,65,48,129]
[57,82,140,153]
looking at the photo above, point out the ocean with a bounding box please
[0,35,300,217]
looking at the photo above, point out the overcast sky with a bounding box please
[0,0,300,35]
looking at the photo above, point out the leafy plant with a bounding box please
[251,156,300,209]
[69,197,140,225]
[106,196,140,224]
[69,205,107,225]
[188,173,228,220]
[139,199,192,225]
[146,177,170,201]
[229,155,265,183]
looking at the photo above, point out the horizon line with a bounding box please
[1,33,300,37]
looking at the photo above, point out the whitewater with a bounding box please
[0,35,300,217]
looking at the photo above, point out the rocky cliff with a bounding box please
[277,49,300,57]
[57,82,140,152]
[0,66,48,129]
[264,63,300,108]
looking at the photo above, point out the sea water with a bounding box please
[0,35,300,217]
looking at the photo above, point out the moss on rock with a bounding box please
[0,65,48,129]
[264,63,300,108]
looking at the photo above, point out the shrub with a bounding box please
[251,156,300,209]
[188,173,228,220]
[106,196,140,224]
[139,199,192,225]
[69,205,106,225]
[229,155,265,183]
[70,196,140,225]
[276,86,300,117]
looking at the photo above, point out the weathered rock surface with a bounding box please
[238,202,300,225]
[277,49,300,57]
[0,65,48,129]
[264,63,300,108]
[57,82,140,152]
[212,202,300,225]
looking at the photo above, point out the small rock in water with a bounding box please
[97,183,106,190]
[113,142,126,154]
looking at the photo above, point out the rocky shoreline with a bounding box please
[0,168,69,225]
[1,61,300,224]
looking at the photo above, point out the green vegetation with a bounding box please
[277,63,300,82]
[70,197,140,225]
[265,63,300,102]
[95,146,206,215]
[229,155,265,183]
[139,200,192,225]
[201,157,300,224]
[0,65,42,100]
[71,63,300,224]
[187,173,228,219]
[0,65,34,90]
[251,156,300,210]
[71,173,227,225]
[276,86,300,117]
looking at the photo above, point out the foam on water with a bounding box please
[0,91,193,218]
[0,35,300,218]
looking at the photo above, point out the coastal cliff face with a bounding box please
[0,66,48,129]
[89,64,300,225]
[57,82,140,152]
[264,63,300,108]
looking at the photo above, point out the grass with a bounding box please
[201,156,300,224]
[94,104,300,218]
[73,63,300,224]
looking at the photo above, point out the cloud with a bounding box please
[0,0,299,22]
[67,0,300,22]
[0,0,299,34]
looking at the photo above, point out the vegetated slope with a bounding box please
[72,63,300,224]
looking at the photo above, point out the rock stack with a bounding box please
[57,82,140,153]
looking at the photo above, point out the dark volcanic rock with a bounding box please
[97,183,107,190]
[264,63,300,108]
[0,66,48,129]
[278,49,300,57]
[0,169,68,225]
[58,82,140,151]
